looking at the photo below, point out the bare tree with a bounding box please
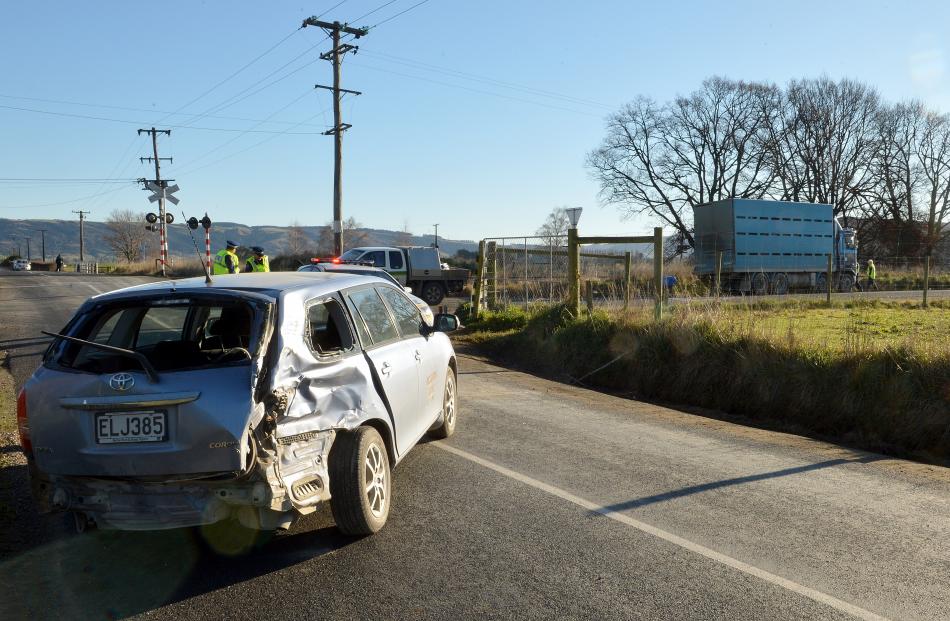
[536,207,570,247]
[285,220,308,256]
[918,111,950,256]
[773,77,880,221]
[588,78,778,248]
[104,209,149,263]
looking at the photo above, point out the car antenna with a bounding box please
[183,211,213,284]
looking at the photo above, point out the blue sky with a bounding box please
[1,0,948,243]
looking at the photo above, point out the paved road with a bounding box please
[1,271,949,620]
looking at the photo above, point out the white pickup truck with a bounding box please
[339,246,469,305]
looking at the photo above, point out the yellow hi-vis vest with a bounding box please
[213,249,239,275]
[247,255,270,272]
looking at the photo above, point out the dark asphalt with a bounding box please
[0,271,948,620]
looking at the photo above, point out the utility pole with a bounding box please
[26,238,31,261]
[72,210,90,262]
[138,127,172,276]
[433,223,439,248]
[302,17,368,256]
[39,229,46,262]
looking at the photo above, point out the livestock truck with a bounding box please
[692,199,858,294]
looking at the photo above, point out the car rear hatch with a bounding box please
[27,290,274,478]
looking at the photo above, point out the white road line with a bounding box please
[434,442,889,621]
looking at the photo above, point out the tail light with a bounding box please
[331,257,341,264]
[16,388,31,457]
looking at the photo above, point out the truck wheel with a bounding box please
[771,273,789,295]
[421,282,445,305]
[815,273,828,292]
[428,367,458,439]
[837,272,855,292]
[329,426,391,535]
[751,272,769,296]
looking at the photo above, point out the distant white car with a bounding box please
[12,259,31,271]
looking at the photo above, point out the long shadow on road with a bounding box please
[592,454,884,516]
[0,515,356,620]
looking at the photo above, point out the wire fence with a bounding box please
[474,237,950,314]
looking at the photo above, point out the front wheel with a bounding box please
[329,427,391,535]
[421,282,445,305]
[429,367,458,439]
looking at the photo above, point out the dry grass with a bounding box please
[458,300,950,464]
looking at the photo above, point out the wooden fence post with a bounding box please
[568,228,580,316]
[623,251,632,311]
[472,240,486,319]
[826,254,833,305]
[654,227,664,321]
[585,280,594,314]
[715,251,723,299]
[923,255,930,308]
[485,241,497,309]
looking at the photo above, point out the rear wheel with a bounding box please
[421,282,445,305]
[770,272,789,295]
[429,367,458,439]
[815,272,828,292]
[751,272,769,296]
[329,427,391,535]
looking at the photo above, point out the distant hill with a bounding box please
[0,218,479,263]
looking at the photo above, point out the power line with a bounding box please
[351,0,401,23]
[0,184,133,209]
[0,104,326,133]
[0,93,327,128]
[370,0,432,28]
[0,178,136,183]
[359,50,615,109]
[174,89,318,170]
[349,62,604,117]
[317,0,351,19]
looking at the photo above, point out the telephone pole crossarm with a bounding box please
[315,84,361,96]
[301,18,368,38]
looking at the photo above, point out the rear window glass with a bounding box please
[47,298,262,374]
[347,288,398,344]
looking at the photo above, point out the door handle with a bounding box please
[381,362,392,375]
[414,350,422,361]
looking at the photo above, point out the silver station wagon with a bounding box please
[17,272,460,546]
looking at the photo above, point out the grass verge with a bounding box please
[457,302,950,465]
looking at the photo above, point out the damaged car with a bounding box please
[17,272,460,542]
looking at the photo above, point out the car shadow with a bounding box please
[0,510,358,620]
[589,454,884,517]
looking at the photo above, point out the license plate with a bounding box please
[95,411,167,444]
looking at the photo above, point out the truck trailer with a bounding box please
[693,199,858,294]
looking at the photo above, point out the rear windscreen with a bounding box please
[47,298,263,374]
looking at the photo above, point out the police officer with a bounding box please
[244,246,270,273]
[213,240,240,275]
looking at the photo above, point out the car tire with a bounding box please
[421,282,445,305]
[428,367,458,439]
[329,426,391,535]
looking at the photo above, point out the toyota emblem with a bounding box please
[109,373,135,392]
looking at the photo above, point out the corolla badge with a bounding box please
[109,372,135,392]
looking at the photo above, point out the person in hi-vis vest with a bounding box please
[244,246,270,273]
[213,240,240,275]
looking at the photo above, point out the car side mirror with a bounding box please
[433,313,460,333]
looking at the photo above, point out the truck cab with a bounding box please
[338,247,469,305]
[835,219,858,275]
[339,247,409,284]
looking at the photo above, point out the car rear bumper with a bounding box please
[29,462,294,531]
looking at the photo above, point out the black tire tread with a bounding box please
[329,427,388,535]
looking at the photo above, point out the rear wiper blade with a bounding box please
[41,331,160,383]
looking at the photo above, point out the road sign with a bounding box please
[566,207,583,228]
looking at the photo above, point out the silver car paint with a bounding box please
[25,273,455,531]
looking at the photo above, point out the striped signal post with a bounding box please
[201,214,212,274]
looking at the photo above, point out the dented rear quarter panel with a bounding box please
[269,287,398,459]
